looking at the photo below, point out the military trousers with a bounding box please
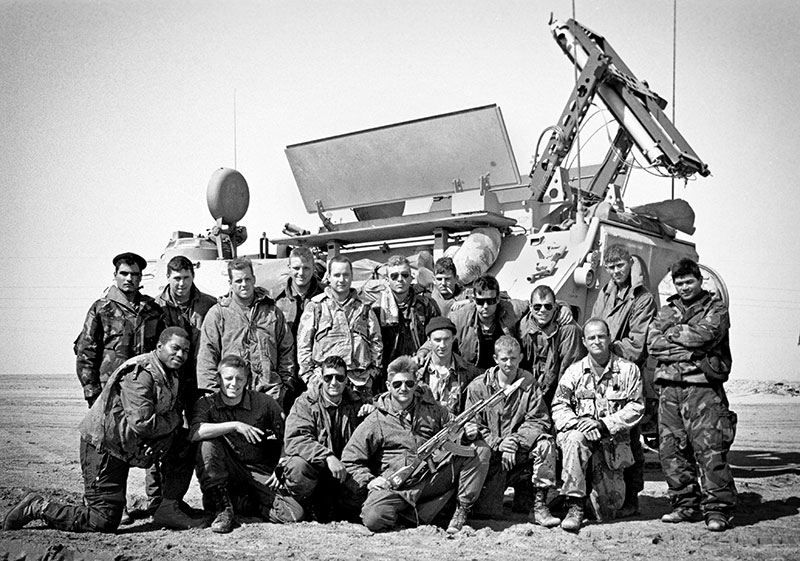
[197,438,304,523]
[360,442,491,532]
[281,456,366,522]
[658,383,737,517]
[473,436,557,518]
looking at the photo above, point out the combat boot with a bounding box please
[529,488,560,528]
[209,485,235,534]
[153,499,209,530]
[446,503,469,534]
[661,507,703,524]
[560,496,584,533]
[3,492,47,530]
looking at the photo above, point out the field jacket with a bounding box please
[284,379,364,467]
[74,285,164,401]
[373,289,441,368]
[274,277,324,340]
[341,388,451,505]
[197,287,294,403]
[591,258,657,367]
[517,314,586,406]
[416,352,481,415]
[449,299,520,367]
[297,288,383,382]
[465,366,552,452]
[647,290,732,385]
[79,351,182,468]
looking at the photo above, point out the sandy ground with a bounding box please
[1,374,799,561]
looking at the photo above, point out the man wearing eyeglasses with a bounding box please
[448,275,522,370]
[297,255,383,400]
[590,244,657,518]
[464,336,559,527]
[280,356,367,522]
[517,285,585,408]
[373,255,441,382]
[341,356,490,533]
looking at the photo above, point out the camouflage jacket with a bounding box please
[647,291,732,385]
[373,289,441,368]
[74,285,164,401]
[591,258,657,367]
[449,299,520,367]
[517,314,586,407]
[274,276,324,341]
[551,354,644,437]
[284,379,364,467]
[341,387,452,506]
[416,351,481,415]
[196,287,294,403]
[79,351,182,468]
[465,366,552,452]
[297,288,383,382]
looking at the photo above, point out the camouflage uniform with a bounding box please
[648,290,736,519]
[416,351,481,415]
[552,355,644,520]
[156,285,216,414]
[196,287,294,406]
[516,313,586,407]
[465,367,556,518]
[74,285,164,404]
[590,257,657,503]
[296,287,383,389]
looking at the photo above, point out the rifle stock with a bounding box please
[387,376,524,490]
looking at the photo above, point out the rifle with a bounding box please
[387,377,524,490]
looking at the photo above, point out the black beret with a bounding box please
[425,316,457,337]
[112,252,147,271]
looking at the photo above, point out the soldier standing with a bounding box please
[648,258,736,532]
[429,257,467,317]
[196,257,294,406]
[590,244,657,516]
[297,255,382,400]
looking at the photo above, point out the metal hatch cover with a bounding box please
[285,105,521,214]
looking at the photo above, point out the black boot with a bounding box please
[208,485,235,534]
[2,493,47,530]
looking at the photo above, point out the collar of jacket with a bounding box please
[464,299,518,330]
[158,284,201,308]
[666,289,713,310]
[420,350,469,377]
[317,286,360,307]
[579,353,622,381]
[146,349,177,384]
[283,276,320,301]
[105,285,150,312]
[600,256,650,298]
[212,388,254,410]
[218,286,273,308]
[483,365,534,392]
[520,313,559,337]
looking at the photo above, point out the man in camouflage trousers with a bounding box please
[590,244,657,516]
[648,257,736,532]
[552,318,644,532]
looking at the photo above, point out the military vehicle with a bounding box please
[143,16,726,314]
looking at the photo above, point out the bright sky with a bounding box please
[2,0,799,380]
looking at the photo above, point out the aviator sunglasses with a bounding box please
[474,296,498,306]
[532,303,555,311]
[389,271,412,280]
[391,379,416,389]
[322,373,347,383]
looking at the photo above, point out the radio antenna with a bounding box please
[233,89,238,169]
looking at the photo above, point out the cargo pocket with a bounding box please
[717,409,737,449]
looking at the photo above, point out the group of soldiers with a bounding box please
[2,243,736,536]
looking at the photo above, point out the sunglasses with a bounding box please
[389,272,411,280]
[391,379,416,389]
[322,374,347,383]
[475,296,498,306]
[532,303,555,311]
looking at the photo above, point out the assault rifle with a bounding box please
[387,377,524,490]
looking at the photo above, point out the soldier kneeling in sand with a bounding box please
[3,327,202,533]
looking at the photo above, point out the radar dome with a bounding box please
[207,168,250,225]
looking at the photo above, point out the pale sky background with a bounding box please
[1,0,799,381]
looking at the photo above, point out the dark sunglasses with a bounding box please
[389,272,411,280]
[532,303,555,311]
[475,296,498,306]
[391,379,416,389]
[322,374,347,383]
